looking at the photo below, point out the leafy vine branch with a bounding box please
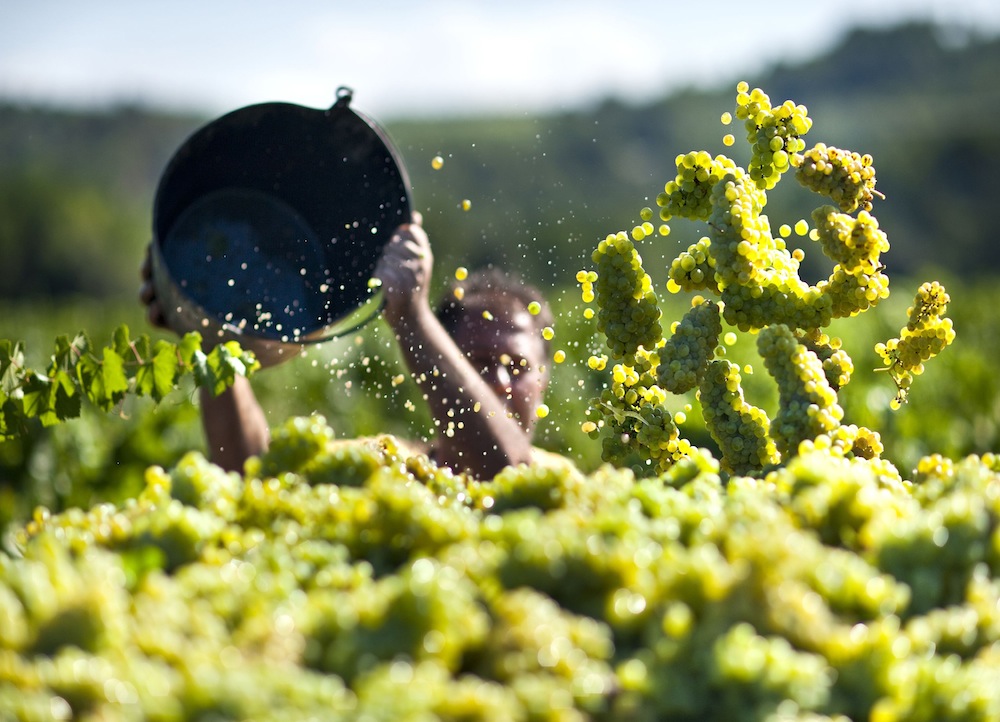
[0,325,259,441]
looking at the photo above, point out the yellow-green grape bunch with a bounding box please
[657,151,739,221]
[592,232,663,362]
[820,263,890,320]
[827,423,885,461]
[811,205,889,274]
[795,329,854,391]
[758,324,845,459]
[656,297,722,394]
[794,143,879,213]
[609,351,662,407]
[588,390,651,472]
[876,281,956,408]
[719,273,832,333]
[735,83,812,190]
[704,163,835,333]
[704,166,773,290]
[698,359,778,475]
[634,404,689,476]
[666,236,718,294]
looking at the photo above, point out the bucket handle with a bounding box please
[333,86,353,110]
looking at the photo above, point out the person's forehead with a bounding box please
[453,306,542,356]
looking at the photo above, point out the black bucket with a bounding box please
[150,87,411,366]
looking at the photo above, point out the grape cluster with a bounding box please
[586,365,685,478]
[591,232,662,362]
[697,359,778,475]
[820,263,891,320]
[577,81,953,477]
[656,298,722,394]
[875,281,957,407]
[811,206,888,273]
[795,143,879,213]
[735,83,812,190]
[657,151,739,221]
[666,236,717,294]
[795,329,854,390]
[757,324,844,459]
[720,274,832,333]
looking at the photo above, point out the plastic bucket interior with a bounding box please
[151,87,411,364]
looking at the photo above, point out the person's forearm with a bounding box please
[387,305,532,477]
[199,375,270,472]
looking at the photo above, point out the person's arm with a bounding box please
[199,376,270,473]
[374,219,533,478]
[140,243,269,472]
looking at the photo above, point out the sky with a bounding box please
[2,1,1000,121]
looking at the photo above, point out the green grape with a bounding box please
[795,329,854,391]
[705,167,773,290]
[657,298,722,394]
[795,143,879,213]
[811,205,889,273]
[474,462,585,513]
[711,622,834,714]
[721,276,833,332]
[820,263,890,319]
[658,150,740,221]
[875,281,956,406]
[634,403,687,476]
[736,87,812,191]
[698,359,778,475]
[247,414,336,477]
[758,324,844,459]
[666,237,718,294]
[591,232,663,363]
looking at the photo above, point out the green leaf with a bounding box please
[190,349,210,393]
[135,341,180,402]
[132,334,151,365]
[50,368,81,422]
[0,340,25,395]
[151,342,180,399]
[177,332,203,368]
[205,344,241,396]
[78,347,129,411]
[0,395,26,441]
[102,347,130,397]
[21,371,52,422]
[112,324,132,359]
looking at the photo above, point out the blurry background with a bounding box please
[2,2,999,532]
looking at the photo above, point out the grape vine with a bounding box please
[0,325,259,441]
[579,81,955,478]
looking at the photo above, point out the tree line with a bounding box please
[1,21,998,302]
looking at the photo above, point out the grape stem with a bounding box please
[596,399,649,426]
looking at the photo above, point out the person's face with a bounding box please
[451,304,549,435]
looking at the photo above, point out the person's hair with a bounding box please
[434,266,553,346]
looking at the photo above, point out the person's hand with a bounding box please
[139,242,170,331]
[374,211,433,324]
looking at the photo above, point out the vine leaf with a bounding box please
[0,324,258,442]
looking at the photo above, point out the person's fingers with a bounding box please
[411,210,423,226]
[140,244,153,281]
[146,299,167,330]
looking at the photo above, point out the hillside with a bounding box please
[0,21,997,301]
